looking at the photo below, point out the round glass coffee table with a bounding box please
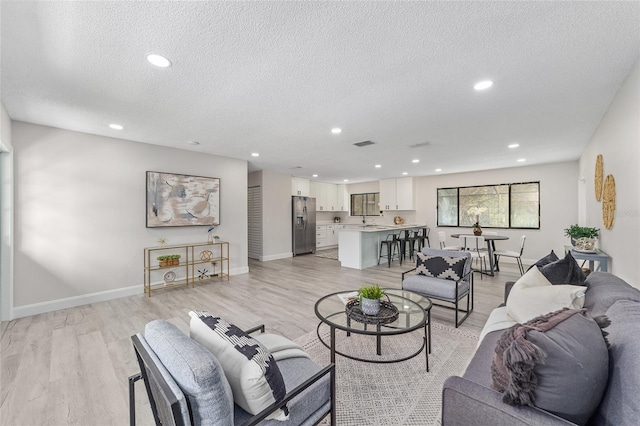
[314,289,432,371]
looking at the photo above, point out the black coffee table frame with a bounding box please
[314,290,432,371]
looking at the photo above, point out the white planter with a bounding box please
[361,297,381,315]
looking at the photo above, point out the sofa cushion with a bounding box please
[506,266,586,323]
[526,250,559,271]
[491,308,609,425]
[590,300,640,425]
[415,253,466,281]
[189,311,289,421]
[537,252,586,285]
[144,320,234,426]
[402,274,470,302]
[583,271,640,317]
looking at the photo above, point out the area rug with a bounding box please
[315,248,339,260]
[295,321,480,425]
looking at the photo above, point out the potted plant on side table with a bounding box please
[358,284,385,316]
[564,224,600,251]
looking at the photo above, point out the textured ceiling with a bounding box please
[2,1,639,183]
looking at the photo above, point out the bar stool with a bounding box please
[378,233,402,268]
[416,227,430,250]
[399,229,419,262]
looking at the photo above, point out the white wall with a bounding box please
[261,170,293,260]
[414,161,579,264]
[1,102,14,320]
[248,170,293,261]
[579,60,640,285]
[12,121,248,316]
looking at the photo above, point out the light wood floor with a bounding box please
[0,254,522,425]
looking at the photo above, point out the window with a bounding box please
[351,192,380,216]
[436,182,540,229]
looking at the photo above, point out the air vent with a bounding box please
[354,140,375,147]
[289,166,302,169]
[409,141,431,148]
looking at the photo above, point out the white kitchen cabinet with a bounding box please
[316,225,327,248]
[337,185,349,212]
[326,224,338,246]
[291,177,310,197]
[311,182,341,211]
[379,177,414,210]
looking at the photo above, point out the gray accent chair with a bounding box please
[402,247,474,327]
[129,320,335,426]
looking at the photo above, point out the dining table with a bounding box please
[450,233,509,276]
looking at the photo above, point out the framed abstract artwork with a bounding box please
[146,171,220,228]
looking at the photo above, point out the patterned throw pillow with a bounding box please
[189,311,289,421]
[416,253,466,281]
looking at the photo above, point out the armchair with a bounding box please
[402,248,474,327]
[129,320,335,426]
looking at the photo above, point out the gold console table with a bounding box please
[143,241,229,296]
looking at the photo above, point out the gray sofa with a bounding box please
[442,271,640,425]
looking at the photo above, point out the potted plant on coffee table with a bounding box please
[358,284,385,316]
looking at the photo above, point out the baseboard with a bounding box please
[12,284,142,319]
[260,252,293,262]
[12,266,250,319]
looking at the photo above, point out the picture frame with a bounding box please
[146,171,220,228]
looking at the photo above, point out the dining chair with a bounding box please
[478,231,497,252]
[438,231,459,250]
[459,235,487,278]
[495,235,527,275]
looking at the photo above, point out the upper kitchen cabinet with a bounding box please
[379,177,414,210]
[336,184,349,212]
[291,177,310,197]
[310,182,345,211]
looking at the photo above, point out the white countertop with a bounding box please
[338,224,427,232]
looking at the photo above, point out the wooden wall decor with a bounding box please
[594,154,604,201]
[602,174,616,229]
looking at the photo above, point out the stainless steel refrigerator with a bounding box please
[292,196,316,255]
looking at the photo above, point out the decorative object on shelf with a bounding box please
[157,254,181,267]
[602,174,616,229]
[157,236,168,246]
[200,250,213,261]
[197,269,209,280]
[207,223,219,243]
[564,225,600,247]
[594,154,604,201]
[357,284,385,316]
[162,270,176,284]
[574,237,597,252]
[146,171,220,228]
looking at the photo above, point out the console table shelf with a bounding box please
[143,241,229,297]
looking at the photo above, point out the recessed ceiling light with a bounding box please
[402,172,408,175]
[474,80,493,90]
[375,164,381,168]
[412,159,420,163]
[312,174,318,178]
[187,140,200,145]
[508,143,520,149]
[147,54,172,68]
[517,158,526,162]
[331,128,342,134]
[343,179,349,182]
[109,124,123,130]
[251,153,259,157]
[435,168,442,172]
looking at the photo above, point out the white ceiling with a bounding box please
[2,1,639,183]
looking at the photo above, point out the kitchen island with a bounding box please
[338,224,425,270]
